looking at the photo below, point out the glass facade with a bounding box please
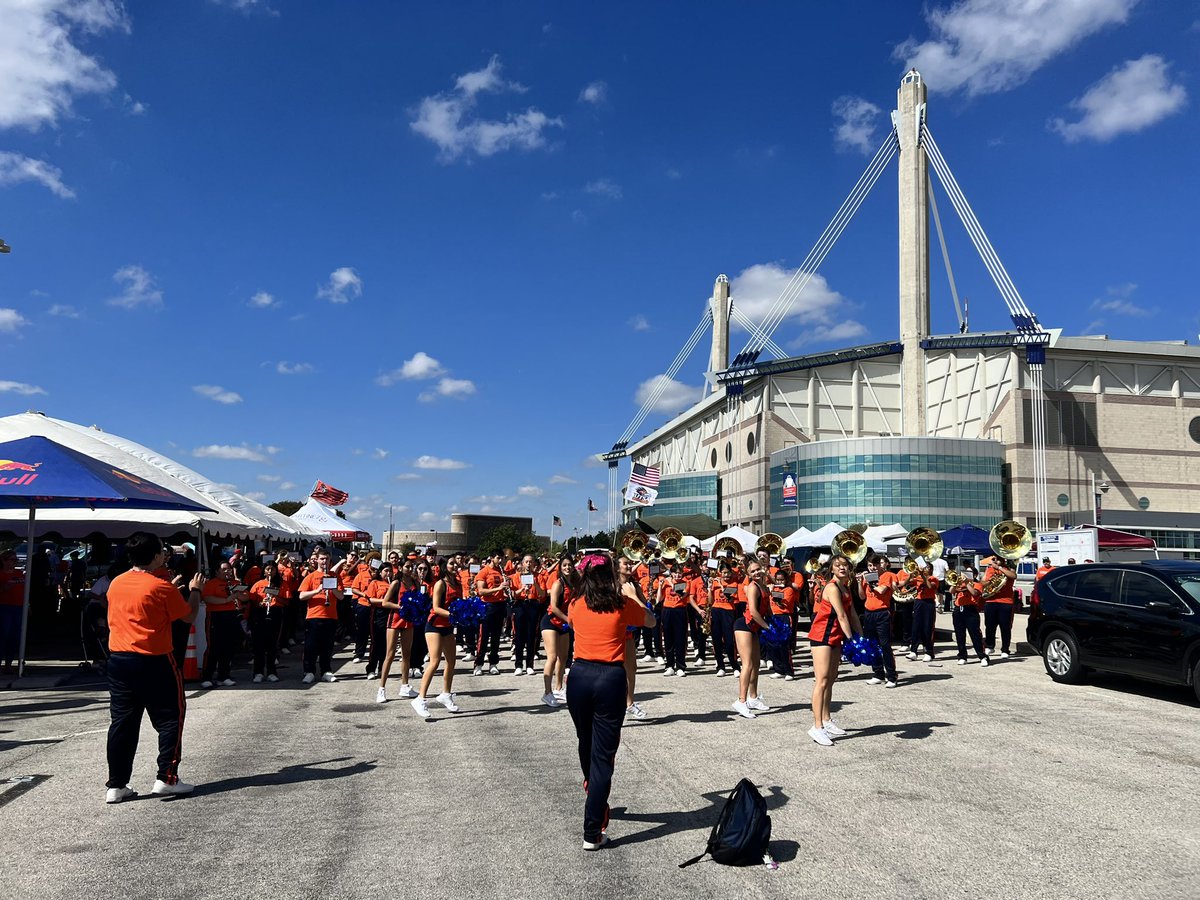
[623,473,719,523]
[769,436,1005,533]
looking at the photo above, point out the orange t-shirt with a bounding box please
[0,568,25,607]
[365,579,390,603]
[982,567,1014,603]
[712,578,737,611]
[278,565,296,604]
[687,575,708,607]
[475,566,506,604]
[248,578,281,609]
[202,578,237,613]
[107,570,191,655]
[661,575,690,609]
[769,585,798,616]
[953,581,983,609]
[1036,565,1054,581]
[300,570,340,619]
[863,570,900,612]
[352,570,374,607]
[569,596,648,663]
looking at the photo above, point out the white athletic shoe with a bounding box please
[957,659,967,666]
[1000,651,1011,659]
[553,688,567,702]
[365,671,378,681]
[866,677,884,684]
[921,654,934,662]
[320,672,337,683]
[351,656,363,664]
[732,700,756,720]
[626,703,646,720]
[770,672,783,680]
[980,657,990,668]
[410,697,430,718]
[301,673,315,685]
[150,779,195,797]
[906,651,918,660]
[663,667,675,677]
[526,667,537,676]
[748,696,770,712]
[488,665,500,675]
[200,680,214,689]
[715,668,729,678]
[676,669,687,678]
[823,719,847,737]
[397,684,417,699]
[582,835,610,851]
[105,786,137,804]
[220,678,236,687]
[375,687,387,704]
[252,674,263,684]
[266,674,279,683]
[435,692,459,712]
[885,680,898,688]
[541,692,559,708]
[514,667,525,676]
[784,674,795,681]
[472,667,483,676]
[808,726,833,747]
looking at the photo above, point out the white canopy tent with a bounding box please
[699,525,760,553]
[863,523,907,552]
[290,497,372,542]
[0,412,321,542]
[783,527,814,549]
[788,521,845,548]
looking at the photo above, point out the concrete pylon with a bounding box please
[896,69,929,435]
[708,274,731,381]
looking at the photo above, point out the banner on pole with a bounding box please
[782,472,797,508]
[624,483,658,507]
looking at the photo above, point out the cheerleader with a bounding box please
[541,555,578,708]
[566,554,656,850]
[808,554,862,746]
[616,556,647,720]
[376,564,419,702]
[247,560,283,683]
[731,561,771,719]
[412,557,462,717]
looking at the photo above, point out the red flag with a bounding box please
[588,498,598,512]
[310,480,349,507]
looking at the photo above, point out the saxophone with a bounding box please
[701,572,714,635]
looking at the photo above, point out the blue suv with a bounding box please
[1026,560,1200,702]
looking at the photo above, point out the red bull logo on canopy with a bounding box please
[0,459,40,486]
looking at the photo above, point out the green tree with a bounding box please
[400,541,417,555]
[476,524,539,558]
[269,500,302,517]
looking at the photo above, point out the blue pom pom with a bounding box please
[398,590,431,623]
[449,596,487,629]
[760,617,792,645]
[842,634,883,666]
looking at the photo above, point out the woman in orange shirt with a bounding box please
[200,560,243,689]
[541,555,579,708]
[412,557,462,717]
[807,554,862,746]
[766,569,798,681]
[567,554,656,850]
[617,556,648,720]
[362,562,392,681]
[657,559,692,676]
[709,562,738,678]
[247,560,283,684]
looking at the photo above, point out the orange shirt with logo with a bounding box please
[300,570,340,619]
[863,570,900,612]
[952,581,983,609]
[476,566,506,604]
[352,570,374,607]
[202,578,237,613]
[661,574,690,609]
[569,596,648,663]
[982,566,1014,603]
[107,571,191,655]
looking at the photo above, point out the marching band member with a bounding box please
[566,554,656,850]
[200,560,243,689]
[247,560,283,683]
[348,558,375,665]
[685,556,709,664]
[637,559,665,663]
[376,564,418,701]
[765,570,797,680]
[363,562,392,680]
[510,554,545,676]
[412,557,462,717]
[904,560,939,662]
[808,554,862,746]
[298,550,342,684]
[709,562,738,677]
[731,560,771,719]
[658,559,691,676]
[779,557,803,672]
[541,555,578,708]
[617,556,648,719]
[980,555,1017,658]
[861,554,899,687]
[473,553,508,676]
[951,565,988,666]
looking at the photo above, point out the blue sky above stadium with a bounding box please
[0,1,1196,538]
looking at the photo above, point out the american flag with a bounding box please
[587,498,598,512]
[553,515,563,526]
[310,480,349,507]
[630,463,661,489]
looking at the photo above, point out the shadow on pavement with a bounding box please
[0,696,106,718]
[839,720,954,741]
[194,757,378,797]
[897,673,954,686]
[609,784,790,849]
[1078,671,1198,707]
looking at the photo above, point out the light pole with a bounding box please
[1090,473,1110,525]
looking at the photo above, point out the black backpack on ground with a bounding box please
[679,778,772,868]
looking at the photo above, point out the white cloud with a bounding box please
[517,485,543,497]
[376,352,448,386]
[1090,283,1154,317]
[831,96,882,154]
[0,309,30,333]
[414,455,470,470]
[788,321,870,348]
[468,494,513,504]
[210,0,277,14]
[549,474,577,485]
[193,444,280,462]
[895,0,1137,96]
[193,384,243,405]
[47,304,80,318]
[634,375,704,415]
[316,267,362,303]
[0,152,75,198]
[249,291,279,309]
[394,473,422,481]
[372,448,389,460]
[276,361,313,375]
[729,263,858,344]
[0,0,129,130]
[584,178,622,200]
[411,55,562,162]
[418,377,476,402]
[256,474,281,483]
[244,491,267,501]
[628,314,650,332]
[1051,55,1186,143]
[594,482,606,491]
[579,80,607,104]
[665,167,682,180]
[108,265,162,310]
[0,380,46,395]
[417,511,441,524]
[278,481,297,490]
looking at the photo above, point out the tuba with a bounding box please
[711,536,743,561]
[905,526,944,563]
[803,557,821,575]
[831,529,868,566]
[755,532,784,559]
[981,520,1032,598]
[893,556,925,602]
[658,527,686,561]
[620,530,648,562]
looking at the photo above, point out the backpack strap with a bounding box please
[678,851,708,869]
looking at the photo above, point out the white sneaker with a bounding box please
[541,692,559,708]
[693,649,701,660]
[677,669,687,678]
[770,672,783,679]
[957,659,967,665]
[866,677,884,684]
[732,700,756,719]
[582,835,610,851]
[365,671,378,680]
[472,666,483,676]
[435,692,459,712]
[1000,651,1010,659]
[748,696,770,712]
[784,674,795,681]
[922,654,933,662]
[397,684,417,699]
[150,779,195,797]
[765,660,774,671]
[220,679,236,687]
[200,680,214,689]
[626,703,646,720]
[351,656,363,664]
[823,719,847,737]
[808,726,833,746]
[663,667,675,677]
[376,687,387,704]
[266,674,279,683]
[905,651,918,660]
[715,668,728,678]
[884,680,898,688]
[252,674,263,684]
[488,665,500,675]
[320,672,337,683]
[301,673,315,684]
[105,785,137,804]
[410,697,430,718]
[279,647,291,655]
[514,667,525,676]
[526,667,537,676]
[980,657,990,668]
[553,688,567,702]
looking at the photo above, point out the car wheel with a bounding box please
[1043,630,1083,684]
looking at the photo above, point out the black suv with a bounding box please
[1026,560,1200,702]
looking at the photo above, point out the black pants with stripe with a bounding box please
[566,659,627,842]
[910,599,936,656]
[474,601,506,668]
[984,601,1014,654]
[661,606,689,671]
[512,602,541,670]
[106,651,185,788]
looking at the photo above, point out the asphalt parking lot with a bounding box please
[2,629,1198,900]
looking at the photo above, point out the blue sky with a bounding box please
[1,0,1197,539]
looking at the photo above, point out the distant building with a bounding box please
[384,513,538,555]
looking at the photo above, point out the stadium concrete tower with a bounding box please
[614,71,1200,556]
